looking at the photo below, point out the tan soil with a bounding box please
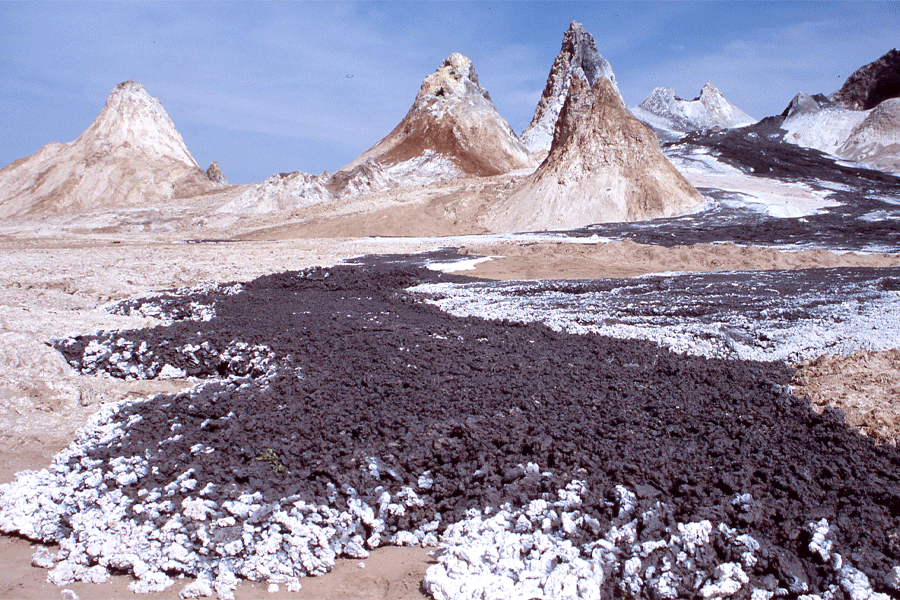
[2,233,899,599]
[793,350,900,446]
[458,239,900,280]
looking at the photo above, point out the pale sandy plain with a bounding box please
[2,171,900,599]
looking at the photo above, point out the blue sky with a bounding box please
[1,2,898,185]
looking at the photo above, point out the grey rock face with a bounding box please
[837,97,900,174]
[782,92,834,118]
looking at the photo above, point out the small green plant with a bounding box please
[255,448,290,474]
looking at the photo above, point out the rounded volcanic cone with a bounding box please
[338,53,535,182]
[829,48,900,111]
[521,21,621,154]
[484,77,703,233]
[837,97,900,174]
[0,81,224,219]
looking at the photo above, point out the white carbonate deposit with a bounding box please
[409,269,900,363]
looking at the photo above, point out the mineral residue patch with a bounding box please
[1,256,898,599]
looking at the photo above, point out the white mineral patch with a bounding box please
[159,364,187,379]
[666,145,840,219]
[424,483,774,600]
[782,104,869,157]
[426,256,495,272]
[805,520,894,600]
[216,171,331,216]
[885,566,900,591]
[70,332,278,381]
[383,151,465,186]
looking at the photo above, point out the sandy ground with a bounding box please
[793,349,900,446]
[458,239,900,280]
[2,232,899,599]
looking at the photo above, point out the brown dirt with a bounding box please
[793,349,900,446]
[459,239,900,280]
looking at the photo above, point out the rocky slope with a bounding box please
[485,77,702,232]
[778,92,900,175]
[631,81,756,134]
[836,97,900,173]
[520,21,621,154]
[0,81,224,219]
[215,160,395,216]
[340,53,534,180]
[779,92,869,156]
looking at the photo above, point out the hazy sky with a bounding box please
[2,2,898,185]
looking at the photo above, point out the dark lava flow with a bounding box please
[561,128,900,253]
[55,257,900,597]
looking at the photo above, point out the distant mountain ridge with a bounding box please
[631,82,756,134]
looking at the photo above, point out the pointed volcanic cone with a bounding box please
[0,81,224,219]
[484,77,702,233]
[521,20,621,154]
[339,53,535,181]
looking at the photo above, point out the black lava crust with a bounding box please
[55,258,900,597]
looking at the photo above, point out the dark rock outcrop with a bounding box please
[829,48,900,111]
[205,161,228,185]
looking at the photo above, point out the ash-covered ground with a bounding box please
[2,253,899,599]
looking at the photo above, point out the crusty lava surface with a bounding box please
[53,257,900,597]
